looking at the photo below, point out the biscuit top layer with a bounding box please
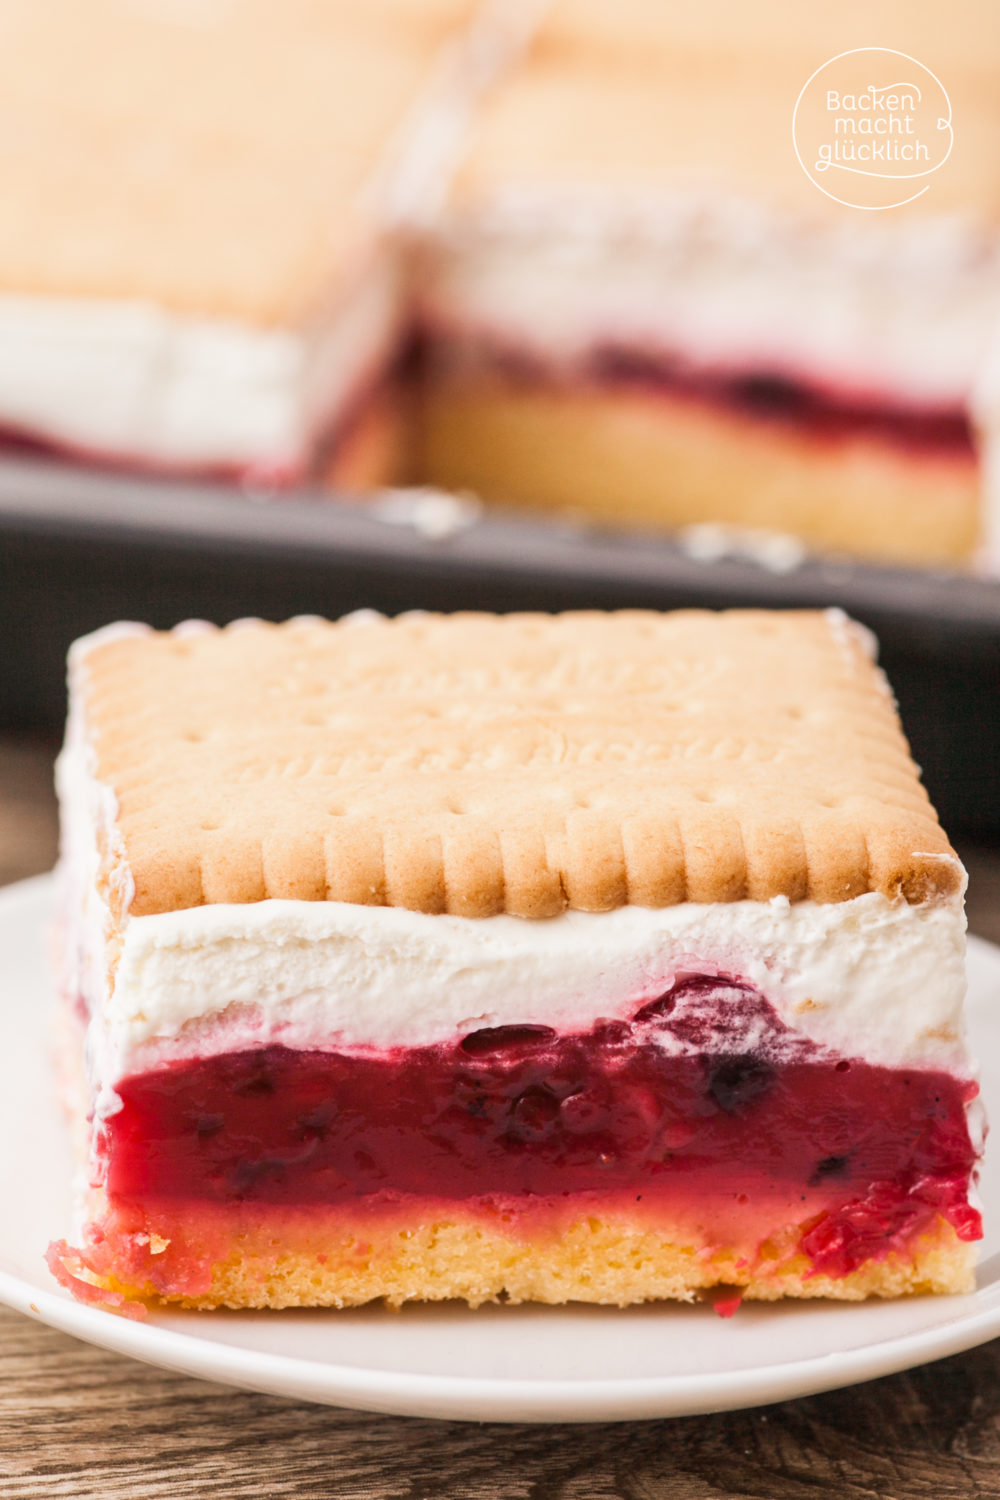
[75,611,961,920]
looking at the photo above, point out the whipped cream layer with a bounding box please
[424,189,1000,412]
[97,891,971,1087]
[0,249,405,474]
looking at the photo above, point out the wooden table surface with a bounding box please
[4,733,1000,1500]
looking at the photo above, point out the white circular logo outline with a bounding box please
[792,47,953,211]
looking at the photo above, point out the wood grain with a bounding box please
[5,1300,1000,1499]
[0,734,59,887]
[3,732,1000,1498]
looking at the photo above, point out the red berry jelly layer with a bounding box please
[473,337,976,459]
[589,348,976,458]
[104,975,981,1280]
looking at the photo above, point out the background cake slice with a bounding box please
[419,0,1000,567]
[0,0,496,486]
[48,611,982,1313]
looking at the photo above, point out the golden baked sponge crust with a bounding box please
[76,611,961,920]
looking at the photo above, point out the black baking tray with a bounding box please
[0,455,998,834]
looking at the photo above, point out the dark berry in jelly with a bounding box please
[635,991,677,1023]
[707,1055,775,1114]
[297,1101,337,1140]
[811,1154,851,1185]
[507,1086,561,1141]
[733,373,805,417]
[231,1140,319,1195]
[460,1024,557,1056]
[230,1064,276,1097]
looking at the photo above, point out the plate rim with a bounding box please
[4,871,1000,1424]
[3,1260,1000,1424]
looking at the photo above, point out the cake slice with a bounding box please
[419,0,1000,567]
[48,610,982,1313]
[0,0,495,487]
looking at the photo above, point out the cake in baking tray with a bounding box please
[47,610,982,1314]
[0,0,495,489]
[418,0,1000,568]
[1,0,999,568]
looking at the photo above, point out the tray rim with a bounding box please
[0,454,997,639]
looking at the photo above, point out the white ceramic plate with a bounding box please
[2,874,1000,1424]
